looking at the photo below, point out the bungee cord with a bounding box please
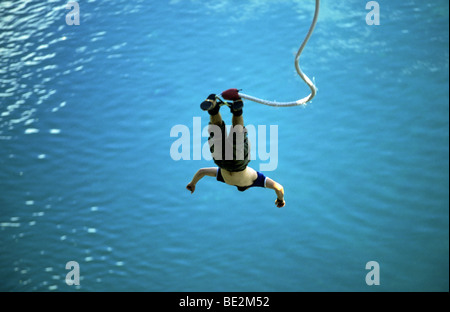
[233,0,320,107]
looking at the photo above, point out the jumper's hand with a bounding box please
[186,183,196,194]
[275,198,285,208]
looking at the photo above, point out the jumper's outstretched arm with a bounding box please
[186,167,218,194]
[265,178,285,208]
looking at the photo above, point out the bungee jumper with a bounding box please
[186,89,286,208]
[186,0,320,208]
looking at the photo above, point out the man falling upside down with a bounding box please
[186,88,285,208]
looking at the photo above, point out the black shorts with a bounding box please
[208,121,250,172]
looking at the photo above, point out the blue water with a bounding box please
[0,0,448,292]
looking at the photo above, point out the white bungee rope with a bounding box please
[237,0,320,107]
